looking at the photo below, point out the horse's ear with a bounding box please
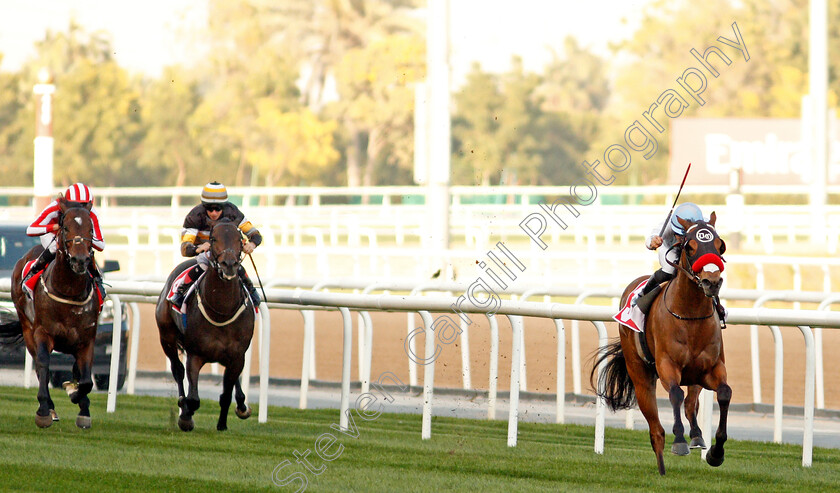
[709,211,716,227]
[84,200,92,211]
[677,216,692,231]
[57,195,68,213]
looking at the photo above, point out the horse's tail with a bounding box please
[590,338,637,411]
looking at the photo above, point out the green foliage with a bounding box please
[0,2,834,188]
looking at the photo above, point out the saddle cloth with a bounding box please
[21,260,105,309]
[613,280,648,333]
[167,269,204,314]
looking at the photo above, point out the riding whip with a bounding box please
[248,253,268,304]
[658,162,692,238]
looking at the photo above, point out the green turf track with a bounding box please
[1,386,840,492]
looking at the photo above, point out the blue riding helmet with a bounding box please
[669,202,703,236]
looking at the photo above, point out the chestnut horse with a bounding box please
[592,213,729,475]
[155,219,254,431]
[10,198,101,429]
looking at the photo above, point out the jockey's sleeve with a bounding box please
[180,226,199,257]
[26,201,60,236]
[181,241,198,257]
[237,218,262,247]
[90,207,105,251]
[645,220,666,249]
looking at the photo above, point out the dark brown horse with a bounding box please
[592,213,729,475]
[155,219,254,431]
[10,198,101,428]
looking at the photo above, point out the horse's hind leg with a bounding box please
[234,378,252,420]
[685,385,706,449]
[33,339,54,428]
[704,364,731,467]
[179,353,205,432]
[70,341,95,429]
[217,359,244,431]
[161,339,186,404]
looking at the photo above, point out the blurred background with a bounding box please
[0,0,837,289]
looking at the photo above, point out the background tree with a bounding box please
[138,67,202,187]
[330,33,425,187]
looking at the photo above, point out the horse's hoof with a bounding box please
[706,451,725,467]
[671,442,690,456]
[217,423,228,432]
[75,416,91,429]
[50,409,59,422]
[63,381,79,396]
[690,436,707,449]
[178,417,194,432]
[235,406,252,420]
[35,413,53,428]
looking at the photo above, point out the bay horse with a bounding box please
[9,198,101,429]
[155,218,255,431]
[592,213,729,475]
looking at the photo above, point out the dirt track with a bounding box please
[131,303,840,409]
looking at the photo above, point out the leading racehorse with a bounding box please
[592,213,729,475]
[9,198,101,428]
[155,218,255,431]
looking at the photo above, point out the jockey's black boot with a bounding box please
[632,268,674,315]
[238,266,261,307]
[21,249,56,290]
[89,263,107,300]
[170,281,188,308]
[714,296,727,329]
[170,265,201,308]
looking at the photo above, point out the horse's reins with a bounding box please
[40,211,96,306]
[662,224,723,321]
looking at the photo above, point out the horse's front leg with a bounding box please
[33,338,54,428]
[70,340,95,429]
[217,358,245,431]
[704,363,731,467]
[685,385,706,449]
[178,353,205,432]
[658,361,689,456]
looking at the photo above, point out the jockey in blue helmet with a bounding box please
[632,202,726,327]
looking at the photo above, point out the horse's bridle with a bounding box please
[662,221,726,320]
[207,227,244,279]
[57,211,94,254]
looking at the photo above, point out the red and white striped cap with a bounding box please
[64,183,92,203]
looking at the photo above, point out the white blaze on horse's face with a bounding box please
[74,217,83,226]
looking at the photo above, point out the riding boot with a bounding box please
[21,249,56,293]
[632,268,674,310]
[89,263,107,300]
[171,265,200,308]
[714,296,727,329]
[238,266,261,306]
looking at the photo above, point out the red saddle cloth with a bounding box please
[22,260,104,308]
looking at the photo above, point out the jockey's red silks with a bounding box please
[691,253,724,273]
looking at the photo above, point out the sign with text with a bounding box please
[669,118,840,185]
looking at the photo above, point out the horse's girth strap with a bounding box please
[195,291,247,326]
[633,331,655,365]
[39,276,94,306]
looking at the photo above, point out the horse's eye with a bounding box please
[718,239,726,255]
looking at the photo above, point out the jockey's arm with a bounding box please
[238,219,262,255]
